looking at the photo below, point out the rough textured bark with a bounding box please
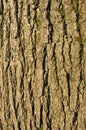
[0,0,86,130]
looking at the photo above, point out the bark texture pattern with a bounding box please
[0,0,86,130]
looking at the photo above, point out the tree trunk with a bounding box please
[0,0,86,130]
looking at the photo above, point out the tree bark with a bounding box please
[0,0,86,130]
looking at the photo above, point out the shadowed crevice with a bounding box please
[32,1,40,71]
[27,3,30,24]
[28,78,38,130]
[46,86,52,130]
[40,104,43,129]
[30,30,37,74]
[33,0,39,10]
[62,36,71,107]
[34,0,39,27]
[62,36,65,66]
[72,111,78,126]
[12,67,17,119]
[42,46,48,96]
[46,0,54,43]
[13,0,18,38]
[14,0,23,39]
[66,72,71,104]
[5,10,11,72]
[40,46,48,129]
[42,46,47,74]
[69,36,73,68]
[5,0,8,3]
[34,31,37,69]
[42,72,48,97]
[61,101,66,129]
[1,0,4,14]
[28,78,34,115]
[52,43,60,87]
[18,121,21,130]
[30,120,32,130]
[29,1,40,73]
[72,88,80,128]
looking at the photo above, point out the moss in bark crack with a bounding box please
[0,7,2,15]
[33,0,39,25]
[35,30,40,46]
[0,0,3,16]
[39,124,43,130]
[35,17,40,30]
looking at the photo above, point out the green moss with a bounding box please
[39,125,43,130]
[0,11,2,15]
[0,7,2,15]
[35,17,40,30]
[37,18,40,28]
[36,31,40,45]
[82,37,86,44]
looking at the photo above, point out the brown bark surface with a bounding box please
[0,0,86,130]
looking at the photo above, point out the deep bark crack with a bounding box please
[46,0,53,44]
